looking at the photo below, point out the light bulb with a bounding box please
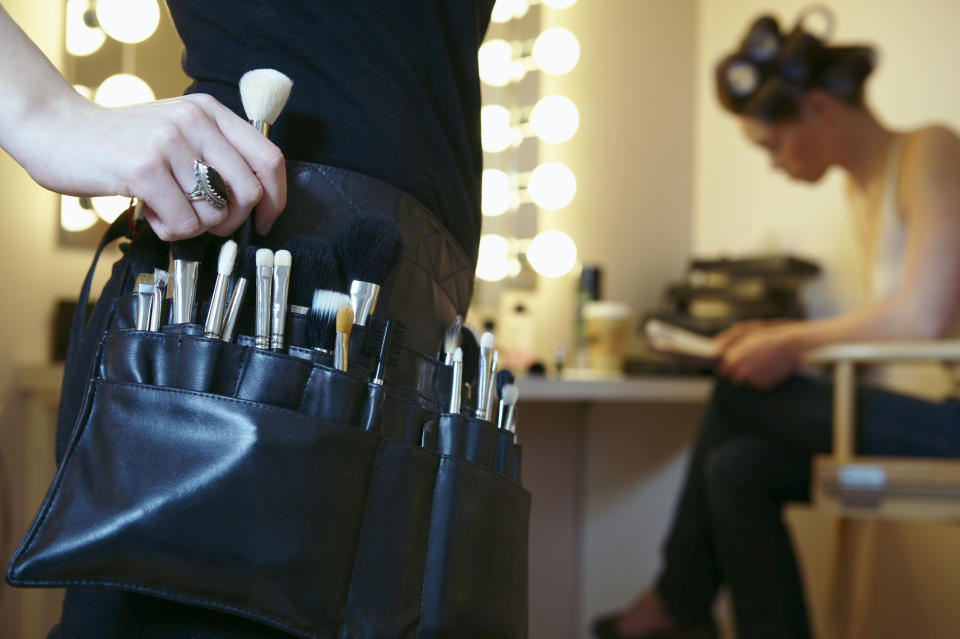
[476,234,511,282]
[96,0,160,44]
[481,105,513,153]
[527,230,577,278]
[60,195,99,232]
[92,195,131,223]
[530,95,579,143]
[94,73,155,107]
[542,0,578,8]
[73,84,93,100]
[66,0,105,56]
[528,162,576,210]
[533,28,580,75]
[490,0,530,23]
[482,169,512,217]
[478,39,514,87]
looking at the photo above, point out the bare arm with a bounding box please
[0,6,285,239]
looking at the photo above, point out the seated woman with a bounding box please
[594,9,960,639]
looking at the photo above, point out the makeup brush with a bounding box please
[127,226,169,277]
[442,315,462,364]
[449,347,463,414]
[203,240,237,339]
[283,236,347,313]
[221,245,257,343]
[495,369,515,429]
[236,69,294,249]
[363,315,407,385]
[501,383,520,436]
[459,327,480,401]
[170,236,206,324]
[308,290,351,353]
[270,249,292,350]
[334,305,354,372]
[254,248,274,349]
[474,332,495,420]
[149,268,168,331]
[335,213,403,326]
[484,349,500,421]
[134,273,155,330]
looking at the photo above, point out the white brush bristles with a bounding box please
[502,384,519,406]
[274,249,292,268]
[256,248,274,268]
[480,331,494,349]
[453,347,463,363]
[239,69,293,125]
[311,290,351,320]
[217,240,237,275]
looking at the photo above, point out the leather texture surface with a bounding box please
[7,163,529,638]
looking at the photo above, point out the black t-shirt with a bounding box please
[166,0,494,265]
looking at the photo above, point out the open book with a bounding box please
[644,318,719,364]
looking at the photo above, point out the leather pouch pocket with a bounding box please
[7,379,380,639]
[419,456,531,638]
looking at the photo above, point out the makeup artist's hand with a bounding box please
[715,321,803,390]
[22,94,286,241]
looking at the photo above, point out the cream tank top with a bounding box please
[848,136,960,400]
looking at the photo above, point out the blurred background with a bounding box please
[2,0,960,637]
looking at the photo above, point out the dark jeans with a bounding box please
[656,374,960,639]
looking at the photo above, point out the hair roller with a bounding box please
[777,29,824,86]
[741,16,782,62]
[818,46,877,100]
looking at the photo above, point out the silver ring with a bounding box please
[185,160,228,209]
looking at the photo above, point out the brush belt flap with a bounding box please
[6,163,530,639]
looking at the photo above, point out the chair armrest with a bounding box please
[805,339,960,365]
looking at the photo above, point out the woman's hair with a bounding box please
[715,8,877,122]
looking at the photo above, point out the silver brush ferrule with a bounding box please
[484,350,499,421]
[270,263,291,350]
[475,346,491,419]
[149,278,166,332]
[497,400,506,430]
[135,279,155,331]
[203,274,230,339]
[334,333,349,372]
[449,358,463,414]
[172,260,199,324]
[505,405,517,434]
[349,280,380,327]
[221,278,247,343]
[255,265,272,349]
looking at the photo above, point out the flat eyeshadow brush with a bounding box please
[270,249,292,350]
[221,246,257,343]
[254,248,274,349]
[501,383,520,437]
[170,236,206,324]
[134,273,155,330]
[149,268,168,331]
[334,305,354,372]
[474,332,495,419]
[449,347,463,414]
[335,213,403,326]
[203,240,237,339]
[308,290,351,353]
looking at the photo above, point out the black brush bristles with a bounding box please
[362,314,407,382]
[496,369,515,400]
[127,226,169,276]
[335,213,403,285]
[171,236,206,262]
[283,236,346,308]
[240,245,258,283]
[459,327,480,388]
[308,290,351,351]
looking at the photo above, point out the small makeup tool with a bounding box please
[270,249,292,350]
[442,315,462,365]
[474,332,494,420]
[254,248,274,349]
[449,347,463,414]
[363,315,407,385]
[334,305,354,372]
[203,240,237,339]
[221,246,257,343]
[236,69,294,249]
[335,213,403,326]
[484,349,499,421]
[134,273,155,330]
[459,327,480,403]
[148,269,168,331]
[170,237,206,324]
[495,370,515,429]
[308,290,351,353]
[501,383,519,437]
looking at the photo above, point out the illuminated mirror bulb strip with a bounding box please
[529,95,579,143]
[96,0,160,44]
[478,39,515,87]
[476,234,512,282]
[66,0,105,56]
[528,162,576,210]
[527,230,577,278]
[491,0,530,23]
[533,28,580,75]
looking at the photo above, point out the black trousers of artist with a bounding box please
[654,374,960,639]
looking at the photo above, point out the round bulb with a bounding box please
[478,39,514,87]
[481,105,513,153]
[66,0,106,56]
[73,84,93,100]
[92,195,131,223]
[543,0,578,8]
[533,28,581,75]
[60,195,99,232]
[528,162,576,210]
[527,230,577,278]
[482,169,512,217]
[530,95,579,144]
[490,0,530,23]
[94,73,155,107]
[96,0,160,44]
[476,234,511,282]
